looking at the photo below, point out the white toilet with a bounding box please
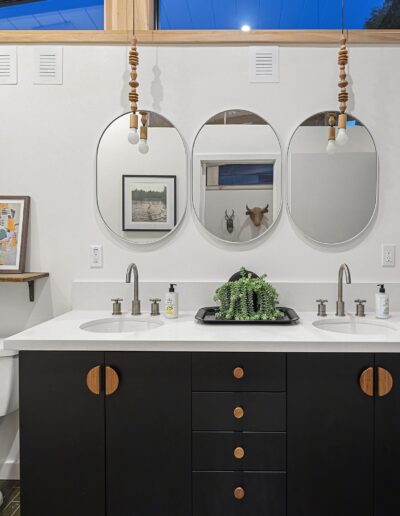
[0,345,19,418]
[0,342,19,507]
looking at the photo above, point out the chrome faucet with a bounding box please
[336,263,352,316]
[126,263,141,315]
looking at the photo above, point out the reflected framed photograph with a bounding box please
[122,175,176,231]
[0,195,30,273]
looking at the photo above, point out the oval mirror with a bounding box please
[287,111,378,245]
[192,109,282,243]
[97,111,187,245]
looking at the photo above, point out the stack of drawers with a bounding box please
[192,353,286,516]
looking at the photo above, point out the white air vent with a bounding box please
[34,47,63,85]
[0,47,17,85]
[249,46,279,83]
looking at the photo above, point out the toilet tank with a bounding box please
[0,347,19,417]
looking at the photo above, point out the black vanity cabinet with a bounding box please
[19,350,400,516]
[19,351,191,516]
[287,353,375,516]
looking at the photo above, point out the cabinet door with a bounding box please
[19,351,105,516]
[287,353,374,516]
[375,353,400,516]
[105,352,191,516]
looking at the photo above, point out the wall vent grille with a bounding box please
[34,47,63,85]
[249,46,279,83]
[0,47,17,85]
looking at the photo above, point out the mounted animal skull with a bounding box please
[225,209,235,233]
[246,204,269,226]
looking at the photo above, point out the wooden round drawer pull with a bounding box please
[233,406,244,419]
[234,446,245,459]
[233,367,245,379]
[234,487,245,500]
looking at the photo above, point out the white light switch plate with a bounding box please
[382,244,396,267]
[90,245,103,268]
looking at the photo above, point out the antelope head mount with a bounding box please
[225,209,235,233]
[246,204,269,227]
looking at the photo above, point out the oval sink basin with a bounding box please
[313,318,397,336]
[80,317,163,334]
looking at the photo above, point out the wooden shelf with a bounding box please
[0,272,49,302]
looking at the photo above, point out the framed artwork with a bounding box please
[0,196,30,274]
[122,175,176,232]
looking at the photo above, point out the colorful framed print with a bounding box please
[0,196,30,273]
[123,175,176,232]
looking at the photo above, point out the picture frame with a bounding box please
[0,195,30,274]
[122,175,176,232]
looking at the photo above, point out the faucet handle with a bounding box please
[111,298,123,316]
[355,299,366,317]
[316,299,328,317]
[150,298,161,316]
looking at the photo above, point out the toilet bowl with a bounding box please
[0,343,19,417]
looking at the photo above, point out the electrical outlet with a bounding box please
[90,245,103,268]
[382,244,396,267]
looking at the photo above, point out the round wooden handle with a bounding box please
[233,367,245,379]
[233,406,244,419]
[86,365,101,395]
[105,366,120,396]
[359,367,374,397]
[378,367,393,397]
[234,446,245,459]
[234,487,245,500]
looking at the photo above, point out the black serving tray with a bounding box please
[195,306,300,325]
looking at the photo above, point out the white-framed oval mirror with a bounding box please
[96,111,187,245]
[192,109,282,244]
[287,111,378,245]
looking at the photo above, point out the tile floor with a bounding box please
[0,483,20,516]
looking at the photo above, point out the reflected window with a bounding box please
[157,0,397,30]
[0,0,104,29]
[206,162,274,189]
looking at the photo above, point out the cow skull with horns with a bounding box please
[246,204,269,226]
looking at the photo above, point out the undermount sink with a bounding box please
[313,318,398,336]
[80,317,163,334]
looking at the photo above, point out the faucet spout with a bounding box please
[126,263,141,315]
[336,263,351,317]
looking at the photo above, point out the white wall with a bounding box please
[0,43,399,338]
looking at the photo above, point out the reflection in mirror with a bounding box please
[97,111,187,244]
[288,112,377,245]
[192,110,282,243]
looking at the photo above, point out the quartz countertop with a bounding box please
[5,310,400,352]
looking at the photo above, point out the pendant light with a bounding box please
[326,113,337,155]
[336,0,349,146]
[128,1,149,152]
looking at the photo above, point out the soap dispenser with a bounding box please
[165,283,179,319]
[376,284,389,319]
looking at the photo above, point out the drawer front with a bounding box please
[193,472,286,516]
[193,432,286,471]
[192,353,286,392]
[192,392,286,431]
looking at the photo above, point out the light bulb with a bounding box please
[336,127,349,146]
[241,24,251,32]
[326,139,336,155]
[128,127,139,145]
[138,139,149,154]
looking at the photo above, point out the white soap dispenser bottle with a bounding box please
[376,284,389,319]
[165,283,179,319]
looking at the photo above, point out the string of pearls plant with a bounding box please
[213,268,283,321]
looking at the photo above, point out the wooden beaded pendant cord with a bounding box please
[128,1,149,153]
[337,0,349,146]
[128,31,140,145]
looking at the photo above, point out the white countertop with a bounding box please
[5,310,400,352]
